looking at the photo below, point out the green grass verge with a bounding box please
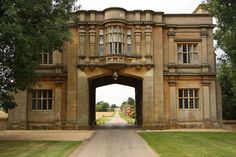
[0,141,81,157]
[119,111,135,125]
[139,132,236,157]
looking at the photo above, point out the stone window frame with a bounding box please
[39,52,53,65]
[177,43,198,64]
[178,88,199,110]
[107,26,124,54]
[31,89,53,111]
[127,29,132,55]
[99,29,104,56]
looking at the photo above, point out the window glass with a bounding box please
[31,90,53,111]
[179,89,199,110]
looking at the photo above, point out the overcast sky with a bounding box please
[84,0,220,106]
[78,0,203,13]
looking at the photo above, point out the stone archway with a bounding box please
[88,75,143,128]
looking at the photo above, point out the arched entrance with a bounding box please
[89,75,143,128]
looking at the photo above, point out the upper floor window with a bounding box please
[107,26,124,54]
[99,29,104,56]
[40,52,53,64]
[179,89,199,110]
[177,44,197,64]
[32,90,53,111]
[127,29,132,55]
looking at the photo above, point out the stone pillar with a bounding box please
[79,26,86,56]
[201,27,208,64]
[145,25,152,55]
[202,80,211,128]
[142,69,155,129]
[89,26,96,56]
[168,80,178,129]
[135,26,142,55]
[54,81,62,129]
[77,69,90,129]
[66,45,77,129]
[168,27,175,64]
[153,26,165,129]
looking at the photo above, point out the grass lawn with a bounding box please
[139,132,236,157]
[0,141,81,157]
[119,111,135,125]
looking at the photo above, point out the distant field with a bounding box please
[96,112,114,119]
[139,132,236,157]
[96,112,114,125]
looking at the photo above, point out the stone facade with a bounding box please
[8,7,222,130]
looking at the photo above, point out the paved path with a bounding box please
[70,111,159,157]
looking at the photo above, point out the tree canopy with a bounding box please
[217,58,236,119]
[203,0,236,119]
[203,0,236,92]
[96,101,110,112]
[0,0,77,111]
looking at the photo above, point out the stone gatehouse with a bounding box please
[8,6,222,129]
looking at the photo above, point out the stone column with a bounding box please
[54,81,62,129]
[134,26,142,55]
[89,26,96,56]
[202,80,211,128]
[153,26,165,129]
[142,69,155,129]
[168,80,177,129]
[79,26,86,56]
[201,27,208,64]
[66,45,77,129]
[168,27,175,64]
[77,69,90,129]
[145,25,152,55]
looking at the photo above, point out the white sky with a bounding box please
[78,0,203,13]
[84,0,223,106]
[96,84,135,106]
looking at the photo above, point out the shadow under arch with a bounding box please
[88,74,143,128]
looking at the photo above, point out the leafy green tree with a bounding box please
[202,0,236,119]
[0,0,78,111]
[110,104,117,111]
[96,101,110,112]
[203,0,236,92]
[127,97,135,106]
[217,58,236,119]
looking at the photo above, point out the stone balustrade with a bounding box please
[77,55,154,70]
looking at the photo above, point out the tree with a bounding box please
[217,58,236,119]
[96,101,110,112]
[127,97,135,106]
[203,0,236,92]
[110,104,117,111]
[202,0,236,119]
[0,0,78,111]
